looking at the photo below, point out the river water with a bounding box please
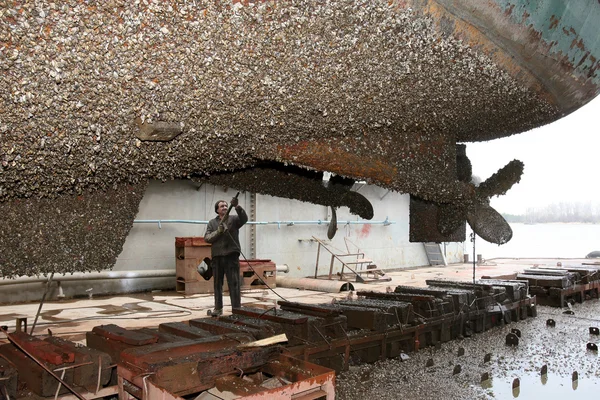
[464,223,600,260]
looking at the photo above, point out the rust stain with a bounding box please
[571,38,585,51]
[549,15,560,30]
[275,141,398,185]
[359,224,372,239]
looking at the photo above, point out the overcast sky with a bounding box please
[465,95,600,215]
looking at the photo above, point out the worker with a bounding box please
[204,196,248,317]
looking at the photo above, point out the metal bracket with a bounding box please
[15,317,27,333]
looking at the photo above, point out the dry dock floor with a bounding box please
[1,258,598,400]
[0,258,578,340]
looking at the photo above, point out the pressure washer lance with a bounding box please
[206,192,240,317]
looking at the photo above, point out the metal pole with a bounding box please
[31,272,54,335]
[471,230,476,283]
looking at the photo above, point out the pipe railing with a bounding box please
[134,218,395,229]
[0,269,175,286]
[0,265,291,287]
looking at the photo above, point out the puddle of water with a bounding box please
[481,373,599,399]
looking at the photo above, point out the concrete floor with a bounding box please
[0,257,589,345]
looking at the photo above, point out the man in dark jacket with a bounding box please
[204,196,248,316]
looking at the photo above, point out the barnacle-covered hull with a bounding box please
[1,0,598,276]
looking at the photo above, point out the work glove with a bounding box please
[230,197,239,207]
[217,222,226,234]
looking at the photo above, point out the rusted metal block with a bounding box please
[427,281,497,310]
[517,274,570,288]
[92,324,158,346]
[44,336,112,392]
[394,285,449,298]
[318,302,388,331]
[529,285,549,295]
[192,347,282,392]
[523,268,572,276]
[0,355,17,399]
[276,302,349,340]
[359,290,437,302]
[86,325,159,364]
[136,327,192,343]
[189,318,262,339]
[231,307,346,345]
[159,322,215,339]
[425,279,494,292]
[86,331,132,364]
[444,290,469,310]
[480,280,527,301]
[219,314,283,337]
[0,343,72,397]
[358,291,447,321]
[118,334,255,395]
[9,332,74,365]
[278,301,342,318]
[119,338,279,396]
[119,333,254,367]
[337,299,414,328]
[233,307,309,325]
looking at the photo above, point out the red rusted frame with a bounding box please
[2,329,85,400]
[143,353,335,400]
[119,344,281,396]
[8,332,74,365]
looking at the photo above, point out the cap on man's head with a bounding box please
[214,200,226,213]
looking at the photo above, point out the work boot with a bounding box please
[209,308,222,317]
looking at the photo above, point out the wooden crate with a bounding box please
[240,259,277,289]
[175,238,277,295]
[175,237,213,295]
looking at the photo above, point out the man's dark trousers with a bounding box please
[212,252,241,310]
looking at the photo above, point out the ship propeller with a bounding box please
[437,159,524,245]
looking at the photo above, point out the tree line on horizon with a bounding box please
[502,202,600,224]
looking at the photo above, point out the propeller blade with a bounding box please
[340,190,374,220]
[477,160,524,199]
[437,203,468,236]
[327,206,337,239]
[467,202,513,244]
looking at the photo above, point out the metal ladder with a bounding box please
[423,242,447,266]
[312,237,391,283]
